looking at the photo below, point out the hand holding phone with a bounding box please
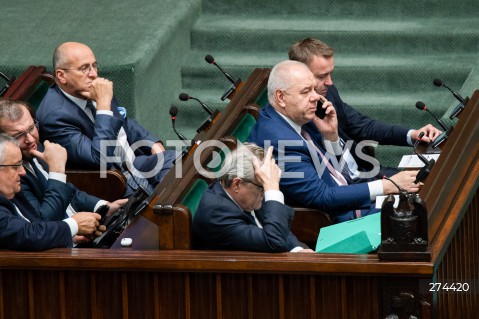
[316,98,327,119]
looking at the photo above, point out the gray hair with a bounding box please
[221,143,265,187]
[0,133,20,164]
[267,60,308,105]
[0,99,30,133]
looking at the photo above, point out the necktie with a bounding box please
[85,100,96,119]
[301,128,362,218]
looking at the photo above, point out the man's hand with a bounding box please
[411,124,442,143]
[89,77,113,111]
[29,140,67,174]
[72,212,105,237]
[313,97,339,142]
[151,142,165,154]
[297,248,315,253]
[252,146,281,192]
[383,170,421,194]
[106,198,128,216]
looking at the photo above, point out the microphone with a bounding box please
[179,93,214,115]
[205,54,238,84]
[415,101,453,149]
[413,132,435,184]
[205,54,242,101]
[0,72,16,97]
[169,105,189,142]
[433,78,469,120]
[433,78,468,106]
[415,101,448,131]
[121,162,152,196]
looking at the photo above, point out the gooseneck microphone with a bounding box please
[433,78,469,120]
[179,93,214,115]
[204,54,242,101]
[415,101,448,131]
[169,105,189,142]
[415,101,453,149]
[205,54,237,84]
[433,78,468,106]
[412,132,435,184]
[383,175,408,196]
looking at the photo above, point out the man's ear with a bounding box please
[231,178,242,192]
[275,89,286,108]
[55,69,67,84]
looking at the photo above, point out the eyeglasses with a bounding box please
[244,180,264,192]
[12,120,38,141]
[60,62,99,75]
[0,162,23,171]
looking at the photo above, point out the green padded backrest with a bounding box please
[255,87,268,108]
[231,113,256,143]
[180,179,209,218]
[27,80,51,111]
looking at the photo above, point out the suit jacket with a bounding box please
[327,85,409,176]
[249,104,378,223]
[0,192,73,251]
[21,145,101,221]
[192,182,302,252]
[36,85,159,170]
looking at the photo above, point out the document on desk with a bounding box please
[398,154,440,168]
[315,213,381,254]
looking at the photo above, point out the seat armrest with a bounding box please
[66,169,127,201]
[291,207,332,249]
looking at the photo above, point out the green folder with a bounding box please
[315,213,381,254]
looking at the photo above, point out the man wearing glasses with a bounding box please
[0,134,105,251]
[192,143,313,253]
[36,42,175,197]
[0,99,127,225]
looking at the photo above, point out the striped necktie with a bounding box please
[301,128,362,218]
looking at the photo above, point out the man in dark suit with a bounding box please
[0,100,127,221]
[36,42,175,196]
[249,60,421,223]
[0,134,104,251]
[193,143,312,253]
[288,38,441,178]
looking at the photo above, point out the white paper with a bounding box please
[376,195,399,209]
[398,154,440,168]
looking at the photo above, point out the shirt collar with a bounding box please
[274,108,303,136]
[59,88,95,110]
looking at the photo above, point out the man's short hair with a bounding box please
[0,133,20,163]
[220,143,265,187]
[0,99,33,133]
[288,37,334,65]
[267,60,309,104]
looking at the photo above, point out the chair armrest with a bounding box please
[291,207,332,249]
[66,169,127,201]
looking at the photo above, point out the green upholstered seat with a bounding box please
[180,179,209,218]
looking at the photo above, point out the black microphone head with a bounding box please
[205,54,215,64]
[169,105,178,117]
[433,78,443,87]
[179,93,190,101]
[415,101,426,111]
[418,132,425,140]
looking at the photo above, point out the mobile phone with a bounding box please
[316,104,326,119]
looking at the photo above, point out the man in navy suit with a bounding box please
[193,143,313,253]
[36,42,175,196]
[288,38,441,177]
[249,60,421,223]
[0,100,127,222]
[0,134,104,251]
